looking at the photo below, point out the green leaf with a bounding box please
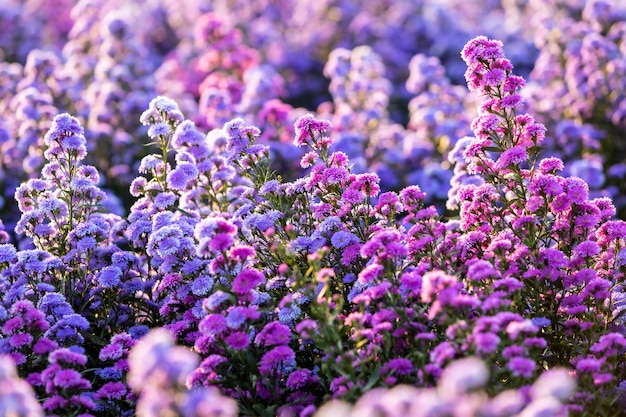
[362,367,381,391]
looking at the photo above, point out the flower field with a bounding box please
[1,0,626,416]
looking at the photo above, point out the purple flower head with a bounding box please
[96,381,127,401]
[357,263,384,285]
[255,322,291,347]
[259,179,280,195]
[49,348,87,367]
[300,151,319,168]
[293,114,332,147]
[147,122,171,140]
[232,268,264,295]
[172,120,205,148]
[225,331,250,350]
[461,36,505,65]
[295,320,318,338]
[203,291,230,311]
[286,369,314,390]
[44,113,84,143]
[538,157,565,174]
[564,176,589,204]
[138,154,164,174]
[52,369,88,390]
[421,271,458,303]
[438,357,489,398]
[330,231,359,249]
[507,356,535,378]
[191,275,214,296]
[141,96,183,126]
[98,266,122,288]
[167,163,198,190]
[258,345,296,376]
[278,304,302,324]
[33,338,58,355]
[473,332,501,354]
[466,259,499,281]
[226,306,259,329]
[380,358,414,377]
[223,118,260,157]
[497,145,527,169]
[37,292,74,321]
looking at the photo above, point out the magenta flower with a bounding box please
[507,357,535,378]
[225,331,251,350]
[255,322,292,347]
[232,268,264,295]
[258,345,296,376]
[293,114,332,147]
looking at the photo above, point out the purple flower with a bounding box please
[44,113,84,143]
[356,263,384,286]
[231,269,265,296]
[473,332,501,354]
[98,266,122,288]
[497,145,527,168]
[330,231,359,249]
[258,345,296,376]
[255,322,291,347]
[0,244,18,264]
[226,306,259,329]
[172,120,205,148]
[191,275,214,296]
[96,381,127,401]
[564,176,589,204]
[167,162,198,190]
[99,343,124,362]
[8,333,33,349]
[507,357,535,378]
[203,291,230,311]
[53,369,87,390]
[153,192,178,210]
[381,358,414,377]
[33,338,58,355]
[95,367,122,381]
[278,304,302,324]
[286,369,313,390]
[147,122,170,139]
[49,348,87,367]
[438,357,489,398]
[225,331,251,350]
[293,114,332,147]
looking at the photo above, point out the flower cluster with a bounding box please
[0,2,626,417]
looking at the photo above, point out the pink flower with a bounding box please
[225,331,250,350]
[231,268,264,295]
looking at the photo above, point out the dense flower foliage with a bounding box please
[1,1,626,417]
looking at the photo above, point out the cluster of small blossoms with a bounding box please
[523,0,626,216]
[154,12,263,131]
[1,4,626,415]
[456,35,626,413]
[318,46,455,211]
